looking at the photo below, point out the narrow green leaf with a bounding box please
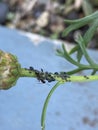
[83,19,98,45]
[69,45,82,55]
[77,49,83,62]
[82,0,93,16]
[62,44,85,67]
[64,11,98,23]
[56,49,64,57]
[76,35,96,66]
[63,11,98,36]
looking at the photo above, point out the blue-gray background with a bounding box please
[0,26,98,130]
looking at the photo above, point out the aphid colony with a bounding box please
[26,66,70,83]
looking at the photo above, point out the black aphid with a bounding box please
[54,72,59,75]
[29,66,34,71]
[41,68,43,72]
[34,69,40,74]
[84,75,89,79]
[41,80,46,83]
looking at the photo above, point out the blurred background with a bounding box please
[0,0,98,48]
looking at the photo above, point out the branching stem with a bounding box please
[19,68,98,83]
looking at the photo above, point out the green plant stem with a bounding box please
[20,68,36,77]
[68,75,98,82]
[55,75,98,82]
[66,68,88,75]
[12,68,98,130]
[41,81,62,130]
[41,74,98,130]
[67,67,98,75]
[19,68,98,83]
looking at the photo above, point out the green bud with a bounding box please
[0,50,21,90]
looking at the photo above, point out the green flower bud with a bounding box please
[0,50,21,90]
